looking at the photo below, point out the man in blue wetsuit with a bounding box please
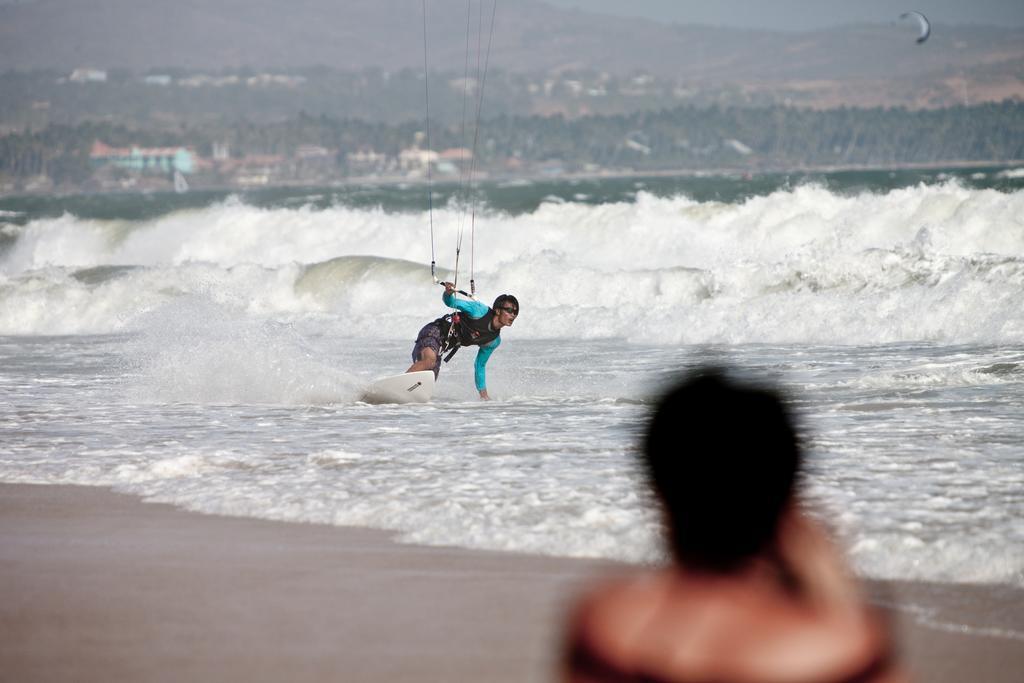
[407,281,518,400]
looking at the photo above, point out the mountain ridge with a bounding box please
[1,0,1021,110]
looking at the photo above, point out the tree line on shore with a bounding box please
[2,101,1022,188]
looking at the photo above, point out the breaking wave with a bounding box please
[1,182,1022,343]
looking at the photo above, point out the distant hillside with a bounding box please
[1,0,1022,109]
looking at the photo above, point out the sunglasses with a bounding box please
[499,306,519,316]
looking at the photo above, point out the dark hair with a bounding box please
[492,294,519,312]
[644,368,801,572]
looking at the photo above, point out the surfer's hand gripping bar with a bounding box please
[439,281,473,299]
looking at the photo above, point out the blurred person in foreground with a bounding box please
[563,369,907,683]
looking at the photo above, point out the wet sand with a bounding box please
[2,483,1022,682]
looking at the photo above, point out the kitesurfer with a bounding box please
[407,281,518,400]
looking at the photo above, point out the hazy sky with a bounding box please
[545,0,1024,31]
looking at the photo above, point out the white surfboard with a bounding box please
[360,370,435,404]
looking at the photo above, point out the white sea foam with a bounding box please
[848,533,1024,586]
[1,183,1022,342]
[115,454,218,482]
[1,334,1021,588]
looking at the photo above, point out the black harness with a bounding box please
[435,309,499,363]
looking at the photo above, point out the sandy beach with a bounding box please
[2,483,1022,682]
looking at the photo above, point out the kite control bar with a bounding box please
[438,280,474,299]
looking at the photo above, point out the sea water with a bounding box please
[1,169,1022,604]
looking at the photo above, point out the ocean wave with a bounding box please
[0,183,1021,343]
[296,255,451,304]
[849,532,1024,586]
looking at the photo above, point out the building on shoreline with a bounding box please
[90,142,196,175]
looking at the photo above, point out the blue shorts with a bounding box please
[411,322,443,378]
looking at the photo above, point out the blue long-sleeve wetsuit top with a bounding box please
[442,291,501,392]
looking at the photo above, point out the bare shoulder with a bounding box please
[564,572,676,677]
[563,570,907,683]
[727,597,905,683]
[567,573,669,644]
